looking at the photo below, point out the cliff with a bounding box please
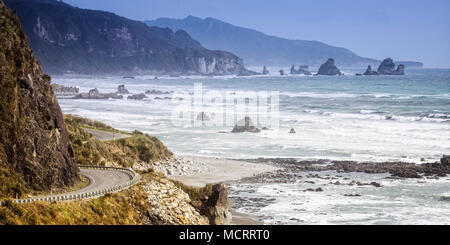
[0,0,79,199]
[4,0,252,76]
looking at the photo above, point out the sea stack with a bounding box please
[363,65,378,75]
[377,58,405,75]
[262,66,270,75]
[316,58,342,76]
[231,116,261,133]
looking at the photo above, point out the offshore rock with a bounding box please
[316,58,342,76]
[232,116,261,133]
[127,93,147,100]
[363,65,378,75]
[117,85,130,94]
[262,66,269,75]
[377,58,405,75]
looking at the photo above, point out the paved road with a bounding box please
[83,128,131,141]
[38,169,133,200]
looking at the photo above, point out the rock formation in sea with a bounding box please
[74,88,123,99]
[363,65,378,75]
[127,93,147,100]
[0,0,79,198]
[279,69,285,76]
[289,128,296,134]
[51,84,79,95]
[316,58,342,76]
[196,112,210,121]
[231,116,261,133]
[262,66,269,75]
[290,65,312,75]
[145,89,172,95]
[117,85,130,94]
[377,58,405,75]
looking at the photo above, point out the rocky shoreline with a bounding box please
[237,155,450,184]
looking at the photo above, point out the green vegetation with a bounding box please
[64,114,173,167]
[0,184,149,225]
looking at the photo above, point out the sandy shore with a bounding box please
[167,156,279,187]
[154,156,279,225]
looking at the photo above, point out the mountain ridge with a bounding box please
[146,16,422,68]
[4,0,253,75]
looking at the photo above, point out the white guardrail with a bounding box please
[1,165,140,205]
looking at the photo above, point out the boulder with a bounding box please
[316,58,342,76]
[202,184,232,225]
[127,93,147,100]
[232,116,261,133]
[262,66,270,75]
[117,85,130,94]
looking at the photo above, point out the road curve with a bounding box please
[83,128,131,142]
[33,169,133,201]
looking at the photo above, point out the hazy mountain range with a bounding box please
[146,16,423,68]
[4,0,252,75]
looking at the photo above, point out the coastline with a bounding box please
[154,156,280,225]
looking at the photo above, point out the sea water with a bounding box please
[54,68,450,224]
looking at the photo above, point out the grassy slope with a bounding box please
[64,114,173,167]
[0,115,211,225]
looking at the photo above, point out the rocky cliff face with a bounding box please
[316,58,342,76]
[0,0,79,198]
[4,0,251,76]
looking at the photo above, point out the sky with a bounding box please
[64,0,450,67]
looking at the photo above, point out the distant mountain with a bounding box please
[4,0,253,75]
[146,16,379,67]
[396,61,423,68]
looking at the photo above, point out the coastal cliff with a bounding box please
[4,0,252,76]
[0,0,79,199]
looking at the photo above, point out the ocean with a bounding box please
[54,68,450,224]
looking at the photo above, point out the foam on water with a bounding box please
[54,69,450,224]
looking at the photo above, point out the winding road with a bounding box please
[9,128,138,204]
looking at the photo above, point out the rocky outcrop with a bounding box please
[232,117,261,133]
[262,66,269,75]
[117,85,130,94]
[51,84,79,94]
[127,93,147,100]
[289,128,296,134]
[142,178,208,225]
[316,58,342,76]
[377,58,405,75]
[279,69,285,76]
[74,88,123,99]
[145,89,172,95]
[196,112,210,121]
[0,0,79,198]
[363,65,378,75]
[201,184,232,225]
[441,155,450,166]
[290,65,312,75]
